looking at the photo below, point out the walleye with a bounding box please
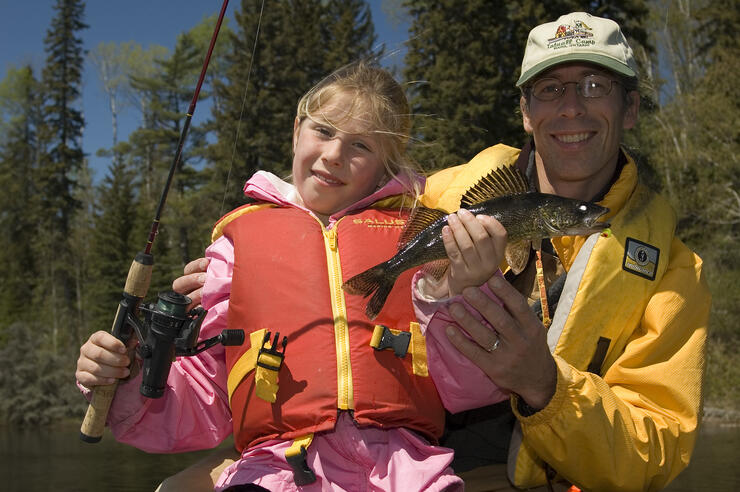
[343,164,609,319]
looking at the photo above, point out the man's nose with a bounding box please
[558,83,586,118]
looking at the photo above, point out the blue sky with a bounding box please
[0,0,409,182]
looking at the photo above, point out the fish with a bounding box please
[342,164,609,319]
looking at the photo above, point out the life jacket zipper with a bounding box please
[321,220,354,410]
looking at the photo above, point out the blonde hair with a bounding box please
[295,61,422,199]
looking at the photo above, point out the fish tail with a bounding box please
[342,265,387,297]
[365,282,394,320]
[342,265,396,320]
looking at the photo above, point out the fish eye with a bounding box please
[578,204,588,212]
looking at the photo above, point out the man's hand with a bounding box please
[444,275,557,410]
[172,258,210,310]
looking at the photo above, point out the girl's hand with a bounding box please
[443,209,507,296]
[76,331,133,388]
[172,257,210,310]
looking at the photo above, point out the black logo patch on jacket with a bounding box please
[622,237,659,280]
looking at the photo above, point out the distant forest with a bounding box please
[0,0,737,425]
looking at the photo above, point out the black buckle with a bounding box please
[372,325,410,358]
[286,445,316,485]
[256,331,287,371]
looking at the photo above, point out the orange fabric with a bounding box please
[223,206,444,451]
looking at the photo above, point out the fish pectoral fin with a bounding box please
[421,259,450,280]
[398,207,447,247]
[505,240,531,275]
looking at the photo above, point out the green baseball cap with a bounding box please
[516,12,638,87]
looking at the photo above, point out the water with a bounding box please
[1,424,216,491]
[2,421,738,491]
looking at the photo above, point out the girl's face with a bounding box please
[292,93,387,223]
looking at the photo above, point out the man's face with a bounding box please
[520,63,639,200]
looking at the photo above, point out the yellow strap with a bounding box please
[227,329,267,405]
[536,250,552,328]
[285,433,314,459]
[255,352,283,403]
[409,322,428,376]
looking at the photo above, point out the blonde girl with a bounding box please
[77,62,491,491]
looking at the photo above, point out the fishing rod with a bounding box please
[79,0,237,443]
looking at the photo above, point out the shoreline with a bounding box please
[702,406,740,425]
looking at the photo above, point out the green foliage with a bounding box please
[0,67,41,325]
[0,322,83,425]
[402,0,651,172]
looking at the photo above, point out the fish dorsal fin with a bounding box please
[460,164,529,207]
[398,206,447,247]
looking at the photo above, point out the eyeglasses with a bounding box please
[529,74,622,101]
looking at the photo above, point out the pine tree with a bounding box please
[86,160,139,333]
[34,0,88,353]
[322,0,381,71]
[118,31,219,296]
[0,66,42,327]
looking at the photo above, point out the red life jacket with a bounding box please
[221,205,444,451]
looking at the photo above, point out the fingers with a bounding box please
[449,302,501,350]
[173,258,208,309]
[183,257,209,276]
[76,331,131,387]
[483,276,536,328]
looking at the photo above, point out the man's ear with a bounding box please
[292,117,301,153]
[622,91,640,130]
[520,96,533,134]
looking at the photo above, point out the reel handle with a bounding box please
[80,252,153,443]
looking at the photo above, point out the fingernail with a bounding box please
[463,287,482,300]
[447,213,459,224]
[445,326,457,338]
[490,276,504,289]
[449,304,465,318]
[458,208,472,217]
[198,273,206,284]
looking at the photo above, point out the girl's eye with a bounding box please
[354,141,371,151]
[316,126,331,136]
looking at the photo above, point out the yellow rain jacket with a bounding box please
[422,144,711,491]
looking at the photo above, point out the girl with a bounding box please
[76,62,504,491]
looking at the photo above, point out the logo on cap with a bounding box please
[548,20,594,50]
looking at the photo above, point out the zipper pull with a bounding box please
[324,229,338,251]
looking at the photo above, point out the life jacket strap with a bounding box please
[369,323,429,377]
[285,433,316,485]
[254,331,287,403]
[370,324,411,357]
[227,329,288,405]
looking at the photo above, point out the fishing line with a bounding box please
[220,0,266,216]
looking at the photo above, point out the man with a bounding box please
[415,11,710,491]
[170,12,709,491]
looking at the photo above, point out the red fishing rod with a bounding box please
[80,0,231,443]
